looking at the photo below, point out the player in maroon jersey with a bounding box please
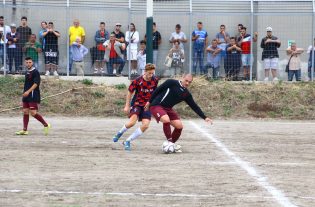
[112,63,158,150]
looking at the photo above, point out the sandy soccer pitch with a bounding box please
[0,117,314,207]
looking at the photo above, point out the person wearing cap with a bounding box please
[112,23,126,75]
[260,26,281,82]
[6,23,22,73]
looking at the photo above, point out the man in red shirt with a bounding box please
[112,63,158,150]
[104,33,125,75]
[237,26,258,81]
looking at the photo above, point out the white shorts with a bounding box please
[127,48,137,60]
[264,58,279,70]
[241,54,253,66]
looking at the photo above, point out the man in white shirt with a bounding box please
[169,24,187,54]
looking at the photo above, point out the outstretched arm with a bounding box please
[185,94,213,124]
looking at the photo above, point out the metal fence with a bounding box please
[0,0,314,81]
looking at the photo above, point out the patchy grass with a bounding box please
[0,76,314,119]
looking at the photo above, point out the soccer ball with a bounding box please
[162,141,175,154]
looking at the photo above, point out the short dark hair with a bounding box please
[241,26,247,31]
[153,22,156,26]
[100,22,105,25]
[0,16,4,20]
[175,24,181,29]
[41,21,47,25]
[230,37,236,41]
[48,22,54,25]
[220,24,225,28]
[140,40,146,45]
[238,23,243,27]
[30,34,36,38]
[197,21,202,25]
[25,56,33,61]
[21,16,27,21]
[174,39,180,45]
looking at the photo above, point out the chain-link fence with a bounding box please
[0,0,314,81]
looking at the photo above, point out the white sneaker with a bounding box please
[94,68,99,74]
[273,77,279,82]
[45,71,50,76]
[264,77,269,82]
[53,71,59,76]
[113,69,117,75]
[174,144,182,153]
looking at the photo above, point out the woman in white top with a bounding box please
[286,42,304,81]
[125,23,139,75]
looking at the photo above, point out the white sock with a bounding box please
[126,127,143,142]
[118,125,128,134]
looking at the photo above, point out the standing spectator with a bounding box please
[38,21,47,49]
[216,24,230,54]
[286,42,304,81]
[144,22,162,65]
[23,34,42,69]
[104,33,126,75]
[94,22,109,74]
[17,17,32,47]
[137,40,146,75]
[206,39,222,80]
[126,23,139,75]
[192,22,208,75]
[0,16,11,69]
[70,37,88,76]
[42,22,60,76]
[307,38,315,80]
[6,23,22,73]
[237,26,258,81]
[169,24,187,54]
[167,40,185,77]
[225,37,242,81]
[68,19,85,72]
[235,23,243,39]
[261,27,281,82]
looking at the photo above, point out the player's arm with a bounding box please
[23,83,38,97]
[185,94,213,124]
[124,90,135,114]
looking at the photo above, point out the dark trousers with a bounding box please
[106,57,125,75]
[288,69,301,81]
[7,48,22,72]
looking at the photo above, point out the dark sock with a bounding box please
[23,114,29,131]
[163,122,172,142]
[172,128,183,143]
[33,114,48,127]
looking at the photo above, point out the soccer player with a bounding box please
[16,57,51,135]
[146,74,212,152]
[112,63,158,150]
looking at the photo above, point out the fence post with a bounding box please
[146,0,153,65]
[66,0,70,76]
[128,0,131,79]
[189,0,192,74]
[250,0,254,81]
[3,0,6,76]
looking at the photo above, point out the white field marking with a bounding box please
[190,121,298,207]
[207,161,314,167]
[203,121,315,125]
[0,189,314,201]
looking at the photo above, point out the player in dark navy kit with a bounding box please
[146,74,212,152]
[112,63,158,150]
[16,57,51,135]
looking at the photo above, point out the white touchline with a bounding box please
[189,121,298,207]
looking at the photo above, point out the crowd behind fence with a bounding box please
[0,0,314,81]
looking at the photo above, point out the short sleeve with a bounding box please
[128,79,137,92]
[81,27,86,36]
[33,70,40,85]
[192,31,195,36]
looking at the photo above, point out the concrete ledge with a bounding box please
[57,76,131,86]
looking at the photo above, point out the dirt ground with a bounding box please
[0,117,314,207]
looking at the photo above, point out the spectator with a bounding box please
[104,33,126,76]
[68,19,86,72]
[70,37,88,76]
[42,22,60,76]
[235,23,243,39]
[261,26,281,82]
[307,38,315,80]
[167,40,184,77]
[238,26,258,81]
[206,39,222,80]
[192,21,208,75]
[216,24,230,53]
[225,37,242,81]
[137,40,146,75]
[126,23,139,75]
[169,24,187,54]
[23,34,42,69]
[94,22,109,74]
[6,23,22,73]
[144,22,162,65]
[17,16,32,47]
[286,42,304,81]
[113,23,126,74]
[0,16,11,69]
[38,21,47,50]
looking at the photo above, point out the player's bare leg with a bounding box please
[124,118,150,151]
[113,114,138,142]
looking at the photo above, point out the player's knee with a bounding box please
[23,109,29,115]
[141,123,149,131]
[30,111,37,117]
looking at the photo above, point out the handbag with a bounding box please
[126,31,135,47]
[285,55,293,73]
[164,56,173,68]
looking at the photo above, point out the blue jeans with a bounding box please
[193,50,205,74]
[288,69,301,81]
[106,57,125,75]
[69,47,73,72]
[205,63,220,79]
[0,45,4,65]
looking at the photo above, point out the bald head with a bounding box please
[181,73,193,88]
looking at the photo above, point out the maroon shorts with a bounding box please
[150,105,180,123]
[129,106,152,121]
[23,102,39,110]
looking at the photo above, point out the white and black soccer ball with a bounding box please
[162,141,175,154]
